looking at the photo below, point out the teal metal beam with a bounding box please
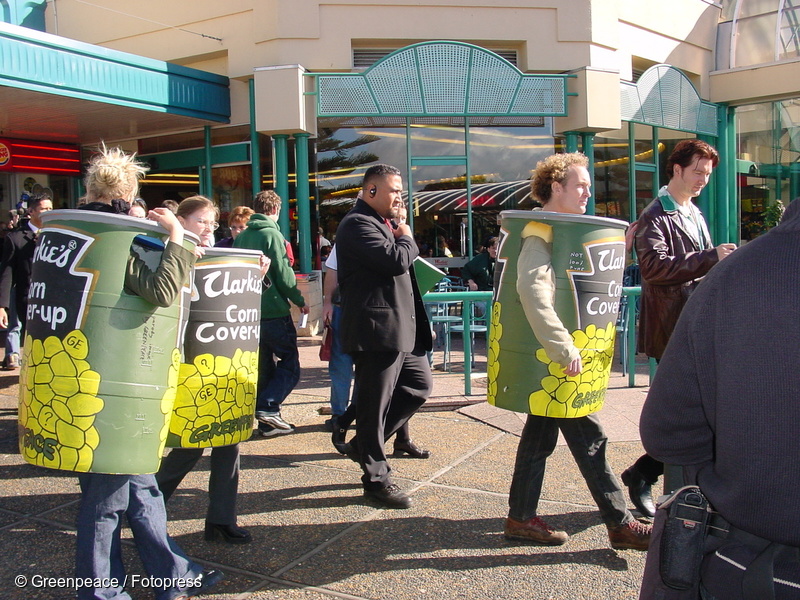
[202,126,213,197]
[295,133,312,274]
[582,132,596,215]
[565,133,579,153]
[724,104,738,243]
[140,144,249,171]
[249,79,261,199]
[273,135,290,237]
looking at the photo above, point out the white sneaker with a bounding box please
[253,425,295,438]
[255,412,295,430]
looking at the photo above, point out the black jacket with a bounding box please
[336,199,432,353]
[0,220,37,320]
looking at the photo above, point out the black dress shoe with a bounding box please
[392,439,431,459]
[340,442,361,463]
[332,421,349,454]
[364,484,412,509]
[172,569,224,599]
[204,522,252,544]
[621,467,656,518]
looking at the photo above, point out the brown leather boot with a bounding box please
[608,520,652,551]
[504,516,569,545]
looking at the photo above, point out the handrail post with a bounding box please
[622,286,641,387]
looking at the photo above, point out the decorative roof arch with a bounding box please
[311,41,569,118]
[620,64,718,136]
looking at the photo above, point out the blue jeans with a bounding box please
[328,305,354,416]
[4,296,20,356]
[256,315,300,418]
[76,473,202,600]
[508,412,631,527]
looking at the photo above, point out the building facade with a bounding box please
[1,0,798,271]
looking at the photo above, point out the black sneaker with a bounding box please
[172,569,224,599]
[364,484,412,509]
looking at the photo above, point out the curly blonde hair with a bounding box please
[530,152,589,205]
[83,144,149,204]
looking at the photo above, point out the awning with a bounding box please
[0,22,230,144]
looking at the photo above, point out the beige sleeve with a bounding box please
[516,235,580,367]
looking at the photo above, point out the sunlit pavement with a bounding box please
[0,334,657,600]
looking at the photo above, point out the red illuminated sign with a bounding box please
[0,143,10,168]
[0,138,80,175]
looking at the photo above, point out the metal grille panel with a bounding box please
[511,78,566,115]
[468,50,520,113]
[619,64,718,136]
[313,41,568,117]
[317,76,378,115]
[365,49,424,113]
[417,43,470,113]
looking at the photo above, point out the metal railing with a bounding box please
[422,290,493,395]
[621,286,657,387]
[423,288,653,394]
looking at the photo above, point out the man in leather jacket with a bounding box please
[621,140,736,517]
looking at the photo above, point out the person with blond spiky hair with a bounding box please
[73,144,223,600]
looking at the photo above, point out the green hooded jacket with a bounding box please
[234,213,305,318]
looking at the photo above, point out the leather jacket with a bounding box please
[635,191,719,359]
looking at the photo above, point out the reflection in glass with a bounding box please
[314,117,555,258]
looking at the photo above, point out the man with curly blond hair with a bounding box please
[503,152,652,551]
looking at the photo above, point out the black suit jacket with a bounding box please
[337,199,432,353]
[0,220,37,320]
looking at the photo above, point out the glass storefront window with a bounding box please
[721,0,800,66]
[313,117,554,260]
[736,99,800,241]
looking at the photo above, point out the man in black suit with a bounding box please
[336,164,433,509]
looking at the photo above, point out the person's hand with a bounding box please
[0,307,8,330]
[715,243,737,260]
[393,223,413,239]
[322,302,333,325]
[193,245,207,258]
[148,208,184,244]
[467,280,478,291]
[148,207,179,233]
[299,304,310,315]
[258,254,271,278]
[564,356,583,377]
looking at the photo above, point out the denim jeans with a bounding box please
[256,315,301,417]
[76,473,202,600]
[328,305,354,416]
[4,295,20,356]
[508,412,630,527]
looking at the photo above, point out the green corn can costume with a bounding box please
[487,210,627,418]
[18,210,195,474]
[167,247,262,449]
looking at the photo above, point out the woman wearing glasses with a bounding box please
[156,195,252,544]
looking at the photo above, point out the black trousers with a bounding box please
[349,347,432,491]
[156,444,240,525]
